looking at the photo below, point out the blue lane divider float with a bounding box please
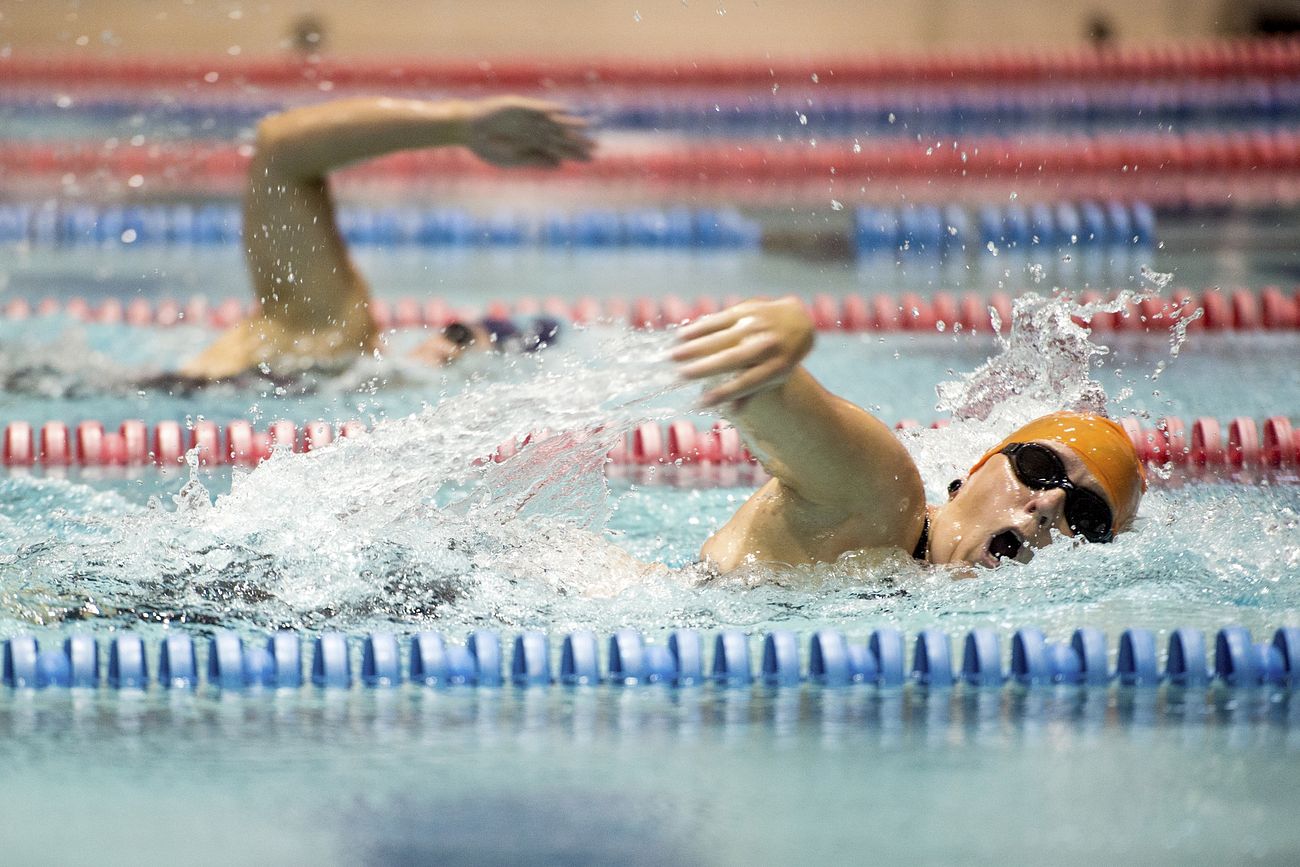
[4,626,1299,692]
[0,202,762,250]
[4,83,1298,137]
[855,200,1154,254]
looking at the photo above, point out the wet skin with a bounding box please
[925,439,1130,568]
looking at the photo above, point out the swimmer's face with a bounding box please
[927,440,1136,569]
[408,323,494,367]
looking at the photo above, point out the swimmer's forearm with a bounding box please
[731,367,924,515]
[253,97,475,178]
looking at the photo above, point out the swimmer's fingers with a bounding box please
[478,143,566,169]
[475,132,593,167]
[670,323,749,363]
[543,112,592,135]
[550,133,596,162]
[517,150,564,168]
[676,333,780,381]
[673,308,745,343]
[468,100,593,167]
[700,356,790,406]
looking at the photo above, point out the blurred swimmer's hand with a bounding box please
[670,295,815,406]
[465,97,594,168]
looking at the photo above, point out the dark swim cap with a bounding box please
[522,316,562,352]
[480,318,520,349]
[441,321,476,347]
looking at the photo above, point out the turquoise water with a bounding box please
[0,288,1296,644]
[4,57,1300,861]
[2,686,1298,865]
[1,244,1298,863]
[5,236,1299,308]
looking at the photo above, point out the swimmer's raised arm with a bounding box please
[672,297,926,568]
[180,97,593,380]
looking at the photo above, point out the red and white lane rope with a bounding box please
[4,288,1296,333]
[3,132,1298,188]
[2,39,1297,90]
[2,416,1296,472]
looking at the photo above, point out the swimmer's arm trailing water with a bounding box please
[672,296,927,569]
[180,96,593,380]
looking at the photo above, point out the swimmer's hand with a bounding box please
[465,97,595,168]
[670,295,815,406]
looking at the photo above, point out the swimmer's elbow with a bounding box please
[250,114,321,179]
[254,113,290,150]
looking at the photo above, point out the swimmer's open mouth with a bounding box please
[988,529,1024,563]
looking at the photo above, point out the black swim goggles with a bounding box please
[999,442,1115,543]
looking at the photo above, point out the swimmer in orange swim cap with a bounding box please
[672,296,1147,572]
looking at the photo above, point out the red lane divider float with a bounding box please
[2,39,1297,90]
[3,415,1297,473]
[4,131,1300,190]
[4,288,1296,334]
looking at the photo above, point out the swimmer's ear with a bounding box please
[947,478,964,499]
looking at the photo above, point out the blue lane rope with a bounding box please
[2,86,1298,135]
[0,202,762,250]
[0,199,1152,254]
[854,200,1155,253]
[2,626,1296,692]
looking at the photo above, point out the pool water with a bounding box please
[2,685,1298,865]
[2,144,1300,866]
[0,286,1296,644]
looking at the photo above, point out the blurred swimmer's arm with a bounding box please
[672,296,926,535]
[247,96,593,176]
[180,97,593,380]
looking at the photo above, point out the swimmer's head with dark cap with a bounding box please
[923,411,1146,568]
[409,317,562,366]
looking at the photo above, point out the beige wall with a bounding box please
[0,0,1243,59]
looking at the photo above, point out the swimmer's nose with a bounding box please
[1023,487,1068,539]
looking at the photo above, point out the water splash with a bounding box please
[935,291,1124,423]
[0,292,1292,639]
[0,328,128,398]
[1,329,697,633]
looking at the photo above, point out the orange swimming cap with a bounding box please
[969,411,1147,523]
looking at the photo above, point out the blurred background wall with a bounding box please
[2,0,1296,58]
